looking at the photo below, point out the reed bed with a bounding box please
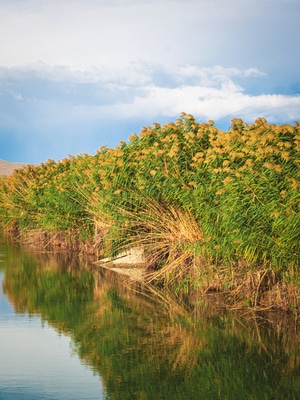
[0,114,299,311]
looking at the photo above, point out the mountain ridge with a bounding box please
[0,159,28,176]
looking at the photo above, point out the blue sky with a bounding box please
[0,0,299,163]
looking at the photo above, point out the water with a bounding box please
[0,235,300,399]
[0,244,104,399]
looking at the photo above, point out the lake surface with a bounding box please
[0,235,300,399]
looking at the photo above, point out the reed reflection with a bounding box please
[2,239,300,400]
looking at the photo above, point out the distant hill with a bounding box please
[0,159,28,176]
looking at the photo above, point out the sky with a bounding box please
[0,0,299,163]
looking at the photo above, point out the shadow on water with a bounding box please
[1,234,300,399]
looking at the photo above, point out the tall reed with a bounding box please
[0,115,299,307]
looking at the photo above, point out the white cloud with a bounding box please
[0,0,299,73]
[1,63,299,125]
[102,80,300,123]
[0,0,194,68]
[0,0,299,162]
[14,93,23,100]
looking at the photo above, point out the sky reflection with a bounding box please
[0,273,104,400]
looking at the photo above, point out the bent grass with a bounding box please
[112,197,204,285]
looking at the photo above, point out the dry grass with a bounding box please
[114,197,204,285]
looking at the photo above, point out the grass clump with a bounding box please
[0,114,299,311]
[113,197,204,285]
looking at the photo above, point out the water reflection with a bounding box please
[0,240,104,400]
[1,235,300,399]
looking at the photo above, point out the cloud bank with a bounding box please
[1,63,298,122]
[0,0,299,162]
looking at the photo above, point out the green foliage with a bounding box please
[0,114,299,284]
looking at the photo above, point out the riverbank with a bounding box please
[3,220,299,316]
[0,115,299,315]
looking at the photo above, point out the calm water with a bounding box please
[0,235,300,400]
